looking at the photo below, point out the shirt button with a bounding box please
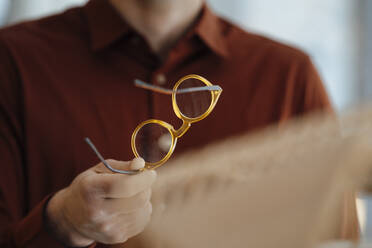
[156,74,167,85]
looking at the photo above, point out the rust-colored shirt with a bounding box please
[0,0,356,247]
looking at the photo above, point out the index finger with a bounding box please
[93,158,145,175]
[93,167,157,198]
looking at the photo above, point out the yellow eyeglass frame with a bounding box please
[85,74,222,175]
[131,74,222,171]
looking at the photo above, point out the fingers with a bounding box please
[102,189,152,214]
[114,202,152,242]
[50,158,155,246]
[89,158,156,198]
[90,202,153,245]
[96,169,156,198]
[116,202,152,227]
[93,158,144,174]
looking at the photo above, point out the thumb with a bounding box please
[129,157,146,170]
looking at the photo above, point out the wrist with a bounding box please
[46,189,94,247]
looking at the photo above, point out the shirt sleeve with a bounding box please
[0,35,95,248]
[299,55,333,113]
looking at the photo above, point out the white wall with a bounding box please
[0,0,10,25]
[6,0,87,24]
[207,0,362,111]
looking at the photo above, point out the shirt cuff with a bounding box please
[12,195,96,248]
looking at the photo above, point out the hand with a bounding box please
[46,158,156,246]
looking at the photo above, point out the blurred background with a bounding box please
[0,0,371,242]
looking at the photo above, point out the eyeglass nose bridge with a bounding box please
[172,121,191,138]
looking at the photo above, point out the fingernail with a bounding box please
[131,157,145,170]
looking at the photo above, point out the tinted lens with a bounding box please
[135,122,173,164]
[175,78,212,118]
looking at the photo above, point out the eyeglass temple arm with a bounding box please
[84,138,140,175]
[134,79,222,95]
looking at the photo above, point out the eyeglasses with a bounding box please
[86,74,222,174]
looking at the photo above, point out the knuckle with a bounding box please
[79,177,96,201]
[113,234,128,244]
[97,220,112,235]
[137,190,151,207]
[105,230,128,244]
[138,224,147,234]
[146,202,153,216]
[134,202,152,220]
[86,206,105,221]
[99,178,114,195]
[132,226,145,237]
[79,176,91,192]
[132,222,148,237]
[85,206,96,219]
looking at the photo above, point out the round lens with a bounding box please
[134,122,173,164]
[175,78,213,119]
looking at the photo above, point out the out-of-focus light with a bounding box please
[0,0,10,26]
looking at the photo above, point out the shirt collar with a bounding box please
[193,6,229,58]
[83,0,229,58]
